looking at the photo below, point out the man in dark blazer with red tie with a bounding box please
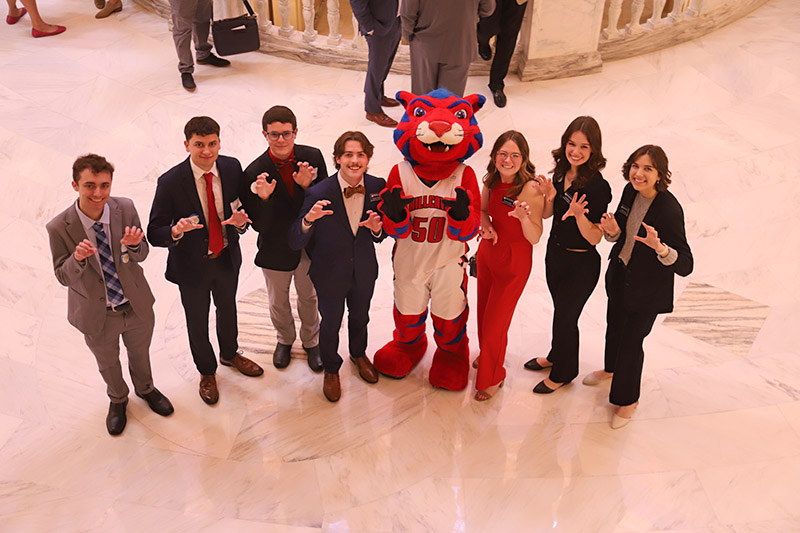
[240,106,328,373]
[350,0,402,128]
[288,131,386,402]
[148,116,263,406]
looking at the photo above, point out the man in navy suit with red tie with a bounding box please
[288,131,386,402]
[148,116,264,406]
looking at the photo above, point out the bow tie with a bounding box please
[343,184,365,198]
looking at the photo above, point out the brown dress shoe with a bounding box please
[366,111,398,128]
[323,372,341,402]
[381,96,400,107]
[220,351,264,377]
[350,356,379,384]
[199,374,219,405]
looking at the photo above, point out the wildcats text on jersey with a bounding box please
[408,195,451,212]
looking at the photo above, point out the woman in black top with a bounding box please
[524,116,612,394]
[587,145,692,428]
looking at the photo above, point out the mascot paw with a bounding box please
[428,348,470,391]
[446,187,471,221]
[373,337,428,378]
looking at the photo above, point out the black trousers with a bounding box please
[544,243,600,384]
[178,248,240,376]
[316,273,376,374]
[604,259,658,406]
[477,0,528,91]
[364,20,401,114]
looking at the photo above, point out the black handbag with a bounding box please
[212,0,260,57]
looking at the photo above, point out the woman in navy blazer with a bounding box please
[586,145,693,428]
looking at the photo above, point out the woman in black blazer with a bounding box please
[586,145,693,428]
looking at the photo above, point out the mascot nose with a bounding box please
[428,121,452,138]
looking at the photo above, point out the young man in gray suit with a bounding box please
[46,154,174,436]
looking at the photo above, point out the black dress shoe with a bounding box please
[106,399,127,435]
[136,388,174,416]
[197,53,231,67]
[492,88,507,108]
[181,72,196,90]
[273,342,292,369]
[478,40,492,61]
[304,345,323,373]
[523,357,550,371]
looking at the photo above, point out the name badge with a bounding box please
[369,193,381,203]
[501,195,515,207]
[619,204,630,217]
[561,191,573,205]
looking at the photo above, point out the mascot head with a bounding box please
[393,89,485,181]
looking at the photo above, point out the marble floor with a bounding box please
[1,0,799,531]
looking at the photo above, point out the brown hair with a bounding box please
[72,153,114,183]
[622,144,672,191]
[262,105,297,130]
[483,130,536,197]
[551,116,606,189]
[333,131,374,169]
[184,116,220,141]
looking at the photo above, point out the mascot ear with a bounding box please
[396,91,416,109]
[464,93,487,113]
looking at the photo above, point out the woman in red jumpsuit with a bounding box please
[474,131,544,401]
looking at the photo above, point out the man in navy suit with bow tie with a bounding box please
[288,131,386,402]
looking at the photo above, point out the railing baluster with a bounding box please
[646,0,667,28]
[603,0,624,39]
[326,0,341,45]
[302,0,318,42]
[278,0,293,36]
[626,0,645,34]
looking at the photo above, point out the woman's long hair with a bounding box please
[484,130,536,197]
[550,116,606,189]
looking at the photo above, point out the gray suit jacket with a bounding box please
[46,197,155,337]
[401,0,495,64]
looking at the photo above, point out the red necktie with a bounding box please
[203,172,224,255]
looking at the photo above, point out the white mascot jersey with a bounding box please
[393,160,468,284]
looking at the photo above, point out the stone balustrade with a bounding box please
[133,0,769,82]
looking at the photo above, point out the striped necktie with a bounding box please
[92,222,125,307]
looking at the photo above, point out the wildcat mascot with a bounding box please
[375,89,485,391]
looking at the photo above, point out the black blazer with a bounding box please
[350,0,400,37]
[241,144,328,271]
[147,155,244,287]
[607,183,693,314]
[287,173,386,294]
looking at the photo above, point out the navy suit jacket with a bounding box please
[606,183,693,314]
[288,172,386,295]
[350,0,399,37]
[241,145,328,271]
[147,155,244,287]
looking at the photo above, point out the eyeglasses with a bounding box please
[497,151,522,161]
[266,130,296,141]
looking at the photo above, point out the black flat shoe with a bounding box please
[523,357,550,371]
[533,380,560,394]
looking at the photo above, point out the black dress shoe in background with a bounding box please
[181,72,196,91]
[478,41,492,61]
[492,88,507,108]
[197,53,231,67]
[304,345,323,373]
[273,342,292,369]
[136,388,174,416]
[106,399,128,435]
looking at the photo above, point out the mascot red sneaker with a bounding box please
[375,88,485,391]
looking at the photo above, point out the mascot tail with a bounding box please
[373,307,429,378]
